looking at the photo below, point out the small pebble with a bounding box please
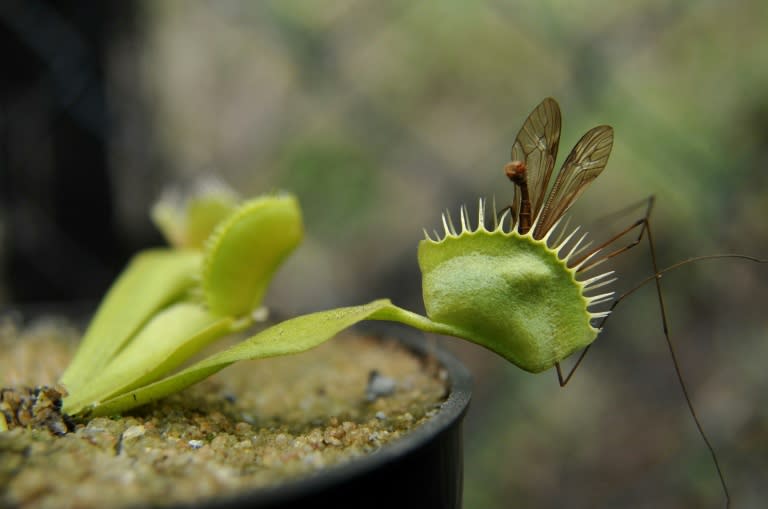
[366,370,397,401]
[122,425,146,441]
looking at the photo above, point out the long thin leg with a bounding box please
[568,196,655,271]
[558,253,768,387]
[643,217,731,508]
[555,197,734,508]
[557,196,656,385]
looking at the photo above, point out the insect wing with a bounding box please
[510,97,562,220]
[535,125,613,238]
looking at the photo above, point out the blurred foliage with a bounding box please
[4,0,768,507]
[276,137,381,240]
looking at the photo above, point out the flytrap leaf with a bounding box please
[60,250,202,394]
[63,303,233,415]
[203,194,303,317]
[62,191,304,416]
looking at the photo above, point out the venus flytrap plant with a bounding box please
[80,198,606,417]
[60,189,303,416]
[63,100,610,419]
[55,100,632,417]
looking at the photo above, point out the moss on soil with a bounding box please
[0,316,448,509]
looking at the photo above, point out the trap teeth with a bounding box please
[543,216,566,244]
[555,226,581,254]
[477,199,486,230]
[496,208,511,232]
[442,209,457,235]
[432,201,495,241]
[429,199,610,241]
[442,214,453,237]
[571,249,604,272]
[583,277,618,293]
[563,232,589,262]
[587,292,615,307]
[581,271,616,289]
[460,205,468,232]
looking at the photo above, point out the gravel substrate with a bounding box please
[0,316,448,509]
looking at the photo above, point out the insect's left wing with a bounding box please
[534,125,614,238]
[510,97,562,222]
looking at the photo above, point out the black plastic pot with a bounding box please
[187,328,473,509]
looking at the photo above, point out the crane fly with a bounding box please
[505,98,613,241]
[503,97,739,507]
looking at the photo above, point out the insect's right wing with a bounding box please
[510,97,562,222]
[534,125,614,238]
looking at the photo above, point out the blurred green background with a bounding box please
[2,1,767,507]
